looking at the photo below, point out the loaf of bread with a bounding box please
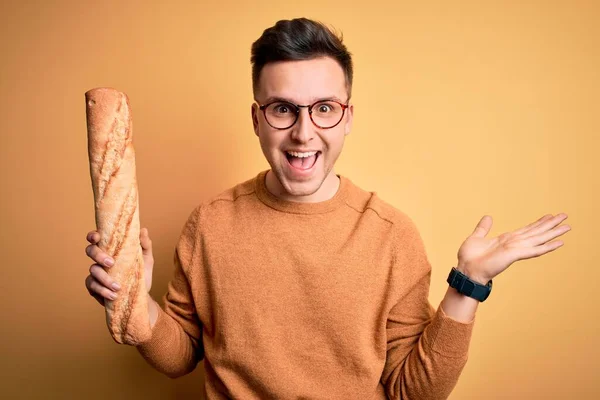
[85,87,151,345]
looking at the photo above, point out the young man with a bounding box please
[85,18,570,399]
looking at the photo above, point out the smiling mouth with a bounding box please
[285,151,321,170]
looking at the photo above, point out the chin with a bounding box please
[276,168,324,196]
[270,156,329,198]
[282,178,323,197]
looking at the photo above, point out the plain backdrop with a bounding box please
[1,0,598,398]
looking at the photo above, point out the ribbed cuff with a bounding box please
[135,306,170,356]
[423,306,475,358]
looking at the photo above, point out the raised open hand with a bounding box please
[456,213,571,285]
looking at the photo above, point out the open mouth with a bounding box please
[285,150,321,171]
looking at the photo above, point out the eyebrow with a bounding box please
[261,96,345,105]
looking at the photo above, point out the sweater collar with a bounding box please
[254,170,349,214]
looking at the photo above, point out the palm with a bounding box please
[457,235,523,282]
[456,214,571,284]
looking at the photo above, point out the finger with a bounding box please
[87,274,118,301]
[512,214,554,236]
[516,239,564,259]
[85,275,106,306]
[86,231,100,244]
[470,215,493,238]
[140,228,153,255]
[85,244,115,267]
[89,264,121,292]
[526,224,571,247]
[521,213,568,240]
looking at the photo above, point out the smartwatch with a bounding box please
[447,267,493,302]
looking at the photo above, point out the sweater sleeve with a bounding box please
[135,206,204,378]
[381,217,475,400]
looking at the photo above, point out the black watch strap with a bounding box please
[447,267,493,302]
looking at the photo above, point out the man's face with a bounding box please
[252,56,353,200]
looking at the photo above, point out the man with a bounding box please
[84,18,570,399]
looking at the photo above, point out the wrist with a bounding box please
[441,286,478,323]
[447,266,493,303]
[147,293,158,328]
[456,263,490,285]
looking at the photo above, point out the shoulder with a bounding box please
[204,175,256,207]
[181,174,258,228]
[342,175,421,234]
[342,176,428,270]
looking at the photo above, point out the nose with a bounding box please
[290,106,314,143]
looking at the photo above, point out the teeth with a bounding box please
[286,151,318,158]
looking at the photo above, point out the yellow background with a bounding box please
[1,0,598,398]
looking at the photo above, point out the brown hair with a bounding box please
[250,18,353,99]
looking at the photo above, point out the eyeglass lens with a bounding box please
[264,101,345,129]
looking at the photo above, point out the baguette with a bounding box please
[85,87,151,345]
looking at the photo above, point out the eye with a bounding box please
[313,101,339,114]
[272,102,295,114]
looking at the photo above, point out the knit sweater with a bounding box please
[136,170,475,399]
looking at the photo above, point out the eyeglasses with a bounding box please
[256,99,350,130]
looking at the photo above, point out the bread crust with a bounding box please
[85,87,151,345]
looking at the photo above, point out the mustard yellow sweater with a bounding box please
[136,170,474,399]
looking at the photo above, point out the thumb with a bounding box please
[140,228,153,255]
[470,215,493,238]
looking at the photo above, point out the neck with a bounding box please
[265,170,340,203]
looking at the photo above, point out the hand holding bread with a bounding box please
[85,228,154,305]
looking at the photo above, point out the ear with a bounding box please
[251,103,260,137]
[344,104,354,136]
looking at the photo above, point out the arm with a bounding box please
[381,217,475,400]
[431,213,571,331]
[382,212,571,399]
[382,269,474,400]
[135,206,204,378]
[440,285,479,323]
